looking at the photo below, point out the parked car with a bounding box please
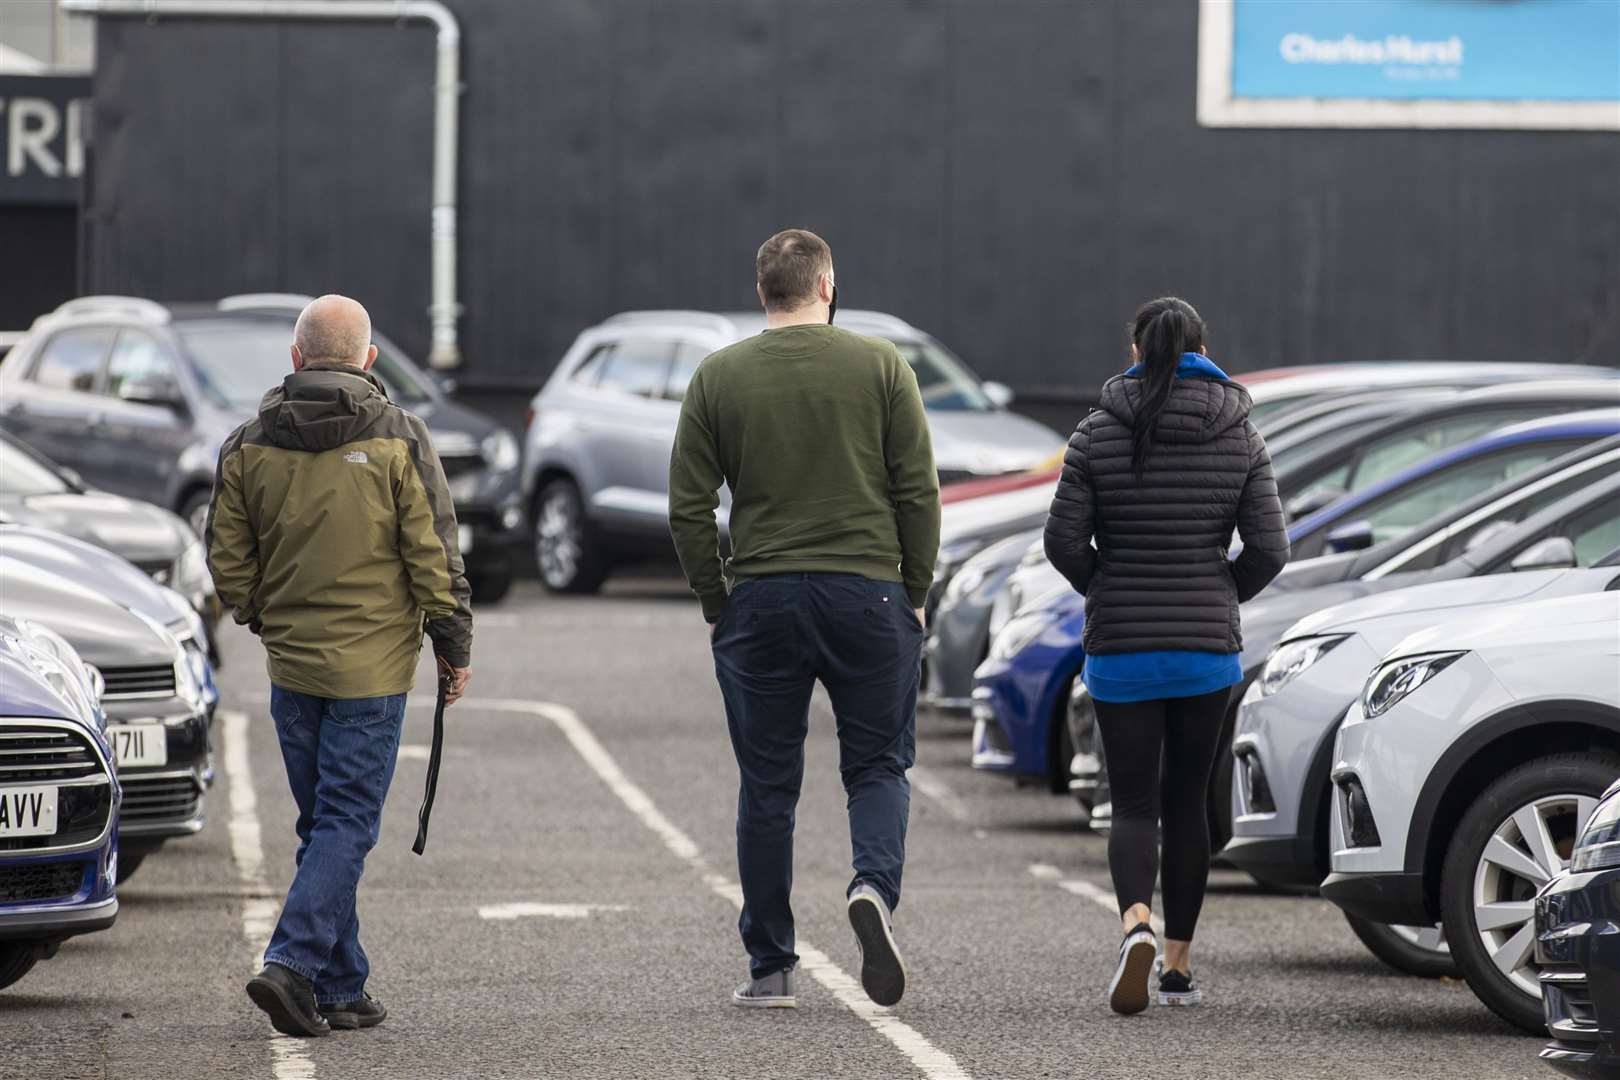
[0,557,210,882]
[1227,561,1620,977]
[0,618,119,992]
[986,470,1620,847]
[1536,777,1620,1076]
[0,295,524,602]
[0,430,218,656]
[0,525,218,720]
[922,528,1041,715]
[1322,591,1620,1033]
[520,309,1064,593]
[1270,379,1620,520]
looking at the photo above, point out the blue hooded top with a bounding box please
[1081,353,1246,703]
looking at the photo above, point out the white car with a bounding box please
[1322,591,1620,1033]
[1227,563,1620,978]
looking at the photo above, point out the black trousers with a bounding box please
[1093,688,1231,941]
[711,573,924,979]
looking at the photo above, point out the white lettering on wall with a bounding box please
[1279,33,1465,68]
[7,96,62,178]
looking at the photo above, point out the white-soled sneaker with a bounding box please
[1156,965,1203,1007]
[732,967,796,1008]
[848,883,907,1007]
[1108,922,1157,1015]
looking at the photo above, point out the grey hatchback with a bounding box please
[520,309,1063,593]
[0,295,526,601]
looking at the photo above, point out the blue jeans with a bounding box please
[711,573,923,979]
[264,686,405,1005]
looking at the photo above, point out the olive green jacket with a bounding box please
[205,363,473,699]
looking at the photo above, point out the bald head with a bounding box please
[291,294,376,370]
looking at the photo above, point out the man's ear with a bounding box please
[290,344,304,372]
[756,283,768,312]
[820,273,834,304]
[361,343,379,371]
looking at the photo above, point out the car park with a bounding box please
[0,295,524,602]
[0,617,120,992]
[1322,591,1620,1033]
[1226,560,1620,976]
[1536,777,1620,1076]
[0,557,210,882]
[520,309,1064,593]
[0,430,219,656]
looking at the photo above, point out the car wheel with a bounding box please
[180,488,212,539]
[467,556,514,605]
[0,943,38,992]
[1440,753,1617,1033]
[534,479,608,595]
[1344,914,1456,977]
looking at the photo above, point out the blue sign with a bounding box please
[1231,0,1620,102]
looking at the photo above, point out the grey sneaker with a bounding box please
[1108,922,1157,1016]
[848,883,907,1007]
[732,967,796,1008]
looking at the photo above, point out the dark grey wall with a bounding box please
[84,0,1620,396]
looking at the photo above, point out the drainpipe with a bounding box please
[62,0,465,369]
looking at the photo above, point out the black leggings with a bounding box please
[1093,688,1230,942]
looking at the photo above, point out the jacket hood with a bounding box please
[1099,358,1252,445]
[258,364,391,452]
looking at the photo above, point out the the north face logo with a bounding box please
[344,450,368,464]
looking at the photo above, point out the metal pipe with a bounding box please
[62,0,466,368]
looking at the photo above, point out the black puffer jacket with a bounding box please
[1043,372,1288,655]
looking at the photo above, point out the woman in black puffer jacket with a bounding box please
[1043,297,1288,1015]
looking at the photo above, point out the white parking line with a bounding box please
[477,902,630,920]
[461,697,973,1080]
[221,709,316,1079]
[1027,863,1164,937]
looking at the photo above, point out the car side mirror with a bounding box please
[119,377,186,411]
[1462,520,1516,554]
[1285,486,1347,520]
[1325,519,1375,553]
[58,466,84,491]
[982,381,1014,409]
[1510,536,1578,573]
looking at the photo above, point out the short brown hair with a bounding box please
[755,228,833,311]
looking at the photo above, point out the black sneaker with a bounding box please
[246,963,331,1038]
[319,992,388,1029]
[1156,966,1202,1007]
[1107,922,1156,1016]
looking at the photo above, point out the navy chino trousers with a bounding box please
[711,572,924,979]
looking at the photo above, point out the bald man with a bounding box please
[207,294,473,1037]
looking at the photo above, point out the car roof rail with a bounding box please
[217,293,317,312]
[52,295,171,324]
[600,310,739,336]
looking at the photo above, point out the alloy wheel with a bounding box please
[536,489,582,589]
[1470,792,1596,997]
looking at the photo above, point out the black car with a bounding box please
[1536,777,1620,1077]
[0,294,525,602]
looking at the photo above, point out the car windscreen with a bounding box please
[0,440,71,496]
[892,341,993,411]
[176,321,431,410]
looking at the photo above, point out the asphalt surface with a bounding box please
[3,579,1549,1080]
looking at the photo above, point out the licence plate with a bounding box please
[0,786,58,838]
[110,723,168,768]
[458,523,474,554]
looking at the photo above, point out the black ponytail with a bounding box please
[1128,296,1205,476]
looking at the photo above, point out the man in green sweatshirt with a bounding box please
[669,229,941,1010]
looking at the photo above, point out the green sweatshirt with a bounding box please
[668,323,942,621]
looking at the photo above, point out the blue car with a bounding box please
[970,409,1620,790]
[0,622,120,992]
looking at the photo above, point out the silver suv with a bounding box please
[520,310,1063,592]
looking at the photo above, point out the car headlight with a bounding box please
[1360,651,1466,720]
[1259,635,1348,698]
[990,610,1050,662]
[1572,788,1620,873]
[944,563,988,606]
[482,429,520,473]
[174,539,214,601]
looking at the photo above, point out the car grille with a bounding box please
[0,727,102,783]
[100,664,177,699]
[1540,966,1599,1042]
[120,774,201,826]
[0,860,87,903]
[439,452,483,478]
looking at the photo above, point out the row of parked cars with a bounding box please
[912,361,1619,1074]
